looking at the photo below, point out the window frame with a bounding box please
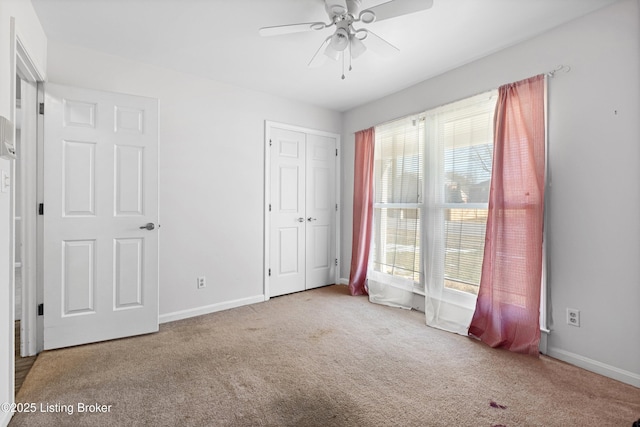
[370,91,498,305]
[370,117,425,294]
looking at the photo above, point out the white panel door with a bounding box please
[43,83,159,350]
[305,133,336,289]
[268,125,336,297]
[270,127,306,297]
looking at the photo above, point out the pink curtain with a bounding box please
[469,75,546,355]
[348,127,375,296]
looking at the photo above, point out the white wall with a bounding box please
[0,1,46,425]
[46,42,342,320]
[341,0,640,386]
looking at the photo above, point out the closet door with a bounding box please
[268,125,337,298]
[305,133,336,290]
[269,127,307,297]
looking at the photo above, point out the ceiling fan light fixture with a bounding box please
[324,43,341,61]
[350,35,367,58]
[329,27,349,51]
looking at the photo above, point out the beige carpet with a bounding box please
[10,285,640,426]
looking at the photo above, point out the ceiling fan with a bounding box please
[259,0,434,79]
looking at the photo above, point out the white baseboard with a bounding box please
[159,295,265,324]
[539,330,549,355]
[547,346,640,388]
[338,278,349,285]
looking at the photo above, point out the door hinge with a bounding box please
[268,268,271,277]
[39,103,44,115]
[335,203,338,212]
[38,203,44,215]
[336,148,338,156]
[37,303,44,316]
[269,139,272,147]
[335,259,338,266]
[269,204,272,212]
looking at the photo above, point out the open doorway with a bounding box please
[13,72,38,394]
[12,36,44,397]
[15,73,22,325]
[14,64,40,358]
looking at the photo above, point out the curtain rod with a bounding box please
[362,65,571,131]
[547,64,571,78]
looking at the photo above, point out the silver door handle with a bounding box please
[307,217,317,222]
[140,223,155,230]
[296,218,305,223]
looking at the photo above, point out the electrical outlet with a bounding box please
[567,308,580,327]
[197,276,206,289]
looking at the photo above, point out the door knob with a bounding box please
[307,217,317,222]
[140,223,155,230]
[296,218,305,223]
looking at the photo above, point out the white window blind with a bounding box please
[423,90,497,334]
[436,97,495,294]
[371,116,424,285]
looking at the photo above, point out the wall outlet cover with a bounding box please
[567,308,580,327]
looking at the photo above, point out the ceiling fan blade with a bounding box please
[325,0,349,16]
[367,0,434,22]
[308,37,332,68]
[259,22,326,37]
[362,30,399,57]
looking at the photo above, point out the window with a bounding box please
[371,116,424,290]
[428,93,497,296]
[371,91,497,298]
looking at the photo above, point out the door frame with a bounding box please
[11,30,45,359]
[263,121,341,300]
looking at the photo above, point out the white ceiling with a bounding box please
[31,0,619,112]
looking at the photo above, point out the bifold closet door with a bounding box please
[269,127,336,297]
[270,127,307,297]
[304,133,336,290]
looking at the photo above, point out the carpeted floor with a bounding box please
[10,285,640,426]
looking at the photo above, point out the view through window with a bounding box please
[371,116,423,287]
[371,91,497,296]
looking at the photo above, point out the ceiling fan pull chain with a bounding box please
[341,52,346,80]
